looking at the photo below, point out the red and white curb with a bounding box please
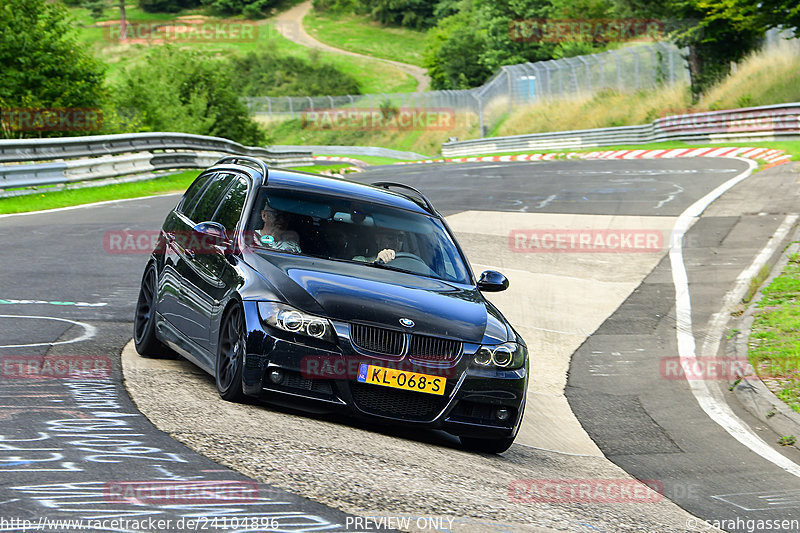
[392,147,791,168]
[312,155,370,168]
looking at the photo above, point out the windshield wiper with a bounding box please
[362,260,415,275]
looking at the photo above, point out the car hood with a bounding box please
[247,252,509,343]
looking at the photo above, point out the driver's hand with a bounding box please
[376,249,395,263]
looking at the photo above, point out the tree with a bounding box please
[424,11,491,89]
[115,46,266,145]
[0,0,106,137]
[424,0,561,89]
[615,0,764,98]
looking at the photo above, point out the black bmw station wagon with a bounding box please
[134,156,528,453]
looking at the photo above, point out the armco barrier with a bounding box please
[442,103,800,157]
[0,132,312,191]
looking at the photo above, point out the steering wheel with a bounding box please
[383,252,436,275]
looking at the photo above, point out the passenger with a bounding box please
[254,205,301,253]
[352,229,402,263]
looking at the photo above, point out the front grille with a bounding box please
[409,335,461,362]
[350,323,404,355]
[350,382,446,421]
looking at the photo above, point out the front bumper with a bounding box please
[240,302,528,439]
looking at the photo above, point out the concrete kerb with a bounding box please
[728,226,800,450]
[391,147,792,167]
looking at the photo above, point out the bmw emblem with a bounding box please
[399,318,415,328]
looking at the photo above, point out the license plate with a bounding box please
[357,364,446,396]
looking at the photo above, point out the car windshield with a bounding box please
[244,187,471,284]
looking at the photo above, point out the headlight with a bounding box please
[472,342,526,370]
[258,302,337,344]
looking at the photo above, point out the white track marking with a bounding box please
[0,192,181,219]
[0,315,96,348]
[670,157,800,477]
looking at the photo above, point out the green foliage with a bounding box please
[201,0,278,17]
[314,0,456,29]
[364,0,437,29]
[311,0,357,12]
[138,0,201,13]
[228,51,361,96]
[138,0,278,16]
[616,0,764,98]
[426,0,573,89]
[424,11,492,89]
[0,0,106,137]
[114,46,266,145]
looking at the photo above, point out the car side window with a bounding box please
[188,173,235,223]
[211,176,249,232]
[178,172,215,216]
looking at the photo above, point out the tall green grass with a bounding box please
[303,9,427,67]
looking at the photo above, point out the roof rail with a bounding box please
[372,182,436,213]
[215,156,269,180]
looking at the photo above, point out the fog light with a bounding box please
[268,368,284,384]
[496,408,510,421]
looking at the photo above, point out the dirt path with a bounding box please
[274,1,430,92]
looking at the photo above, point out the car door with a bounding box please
[196,175,250,353]
[173,172,236,352]
[179,173,250,357]
[157,171,215,331]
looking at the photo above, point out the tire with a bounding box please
[133,265,171,357]
[216,304,246,402]
[459,436,516,454]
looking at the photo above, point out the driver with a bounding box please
[352,229,401,263]
[254,205,301,253]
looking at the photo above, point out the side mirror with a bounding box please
[477,270,509,292]
[192,221,231,250]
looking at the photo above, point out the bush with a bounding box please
[114,46,266,146]
[229,51,361,96]
[312,0,356,12]
[138,0,201,13]
[200,0,278,17]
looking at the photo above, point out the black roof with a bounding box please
[212,162,433,216]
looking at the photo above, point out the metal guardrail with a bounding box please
[0,133,312,191]
[442,103,800,157]
[270,145,428,160]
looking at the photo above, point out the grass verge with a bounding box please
[0,171,199,215]
[69,5,416,94]
[748,251,800,414]
[303,9,427,67]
